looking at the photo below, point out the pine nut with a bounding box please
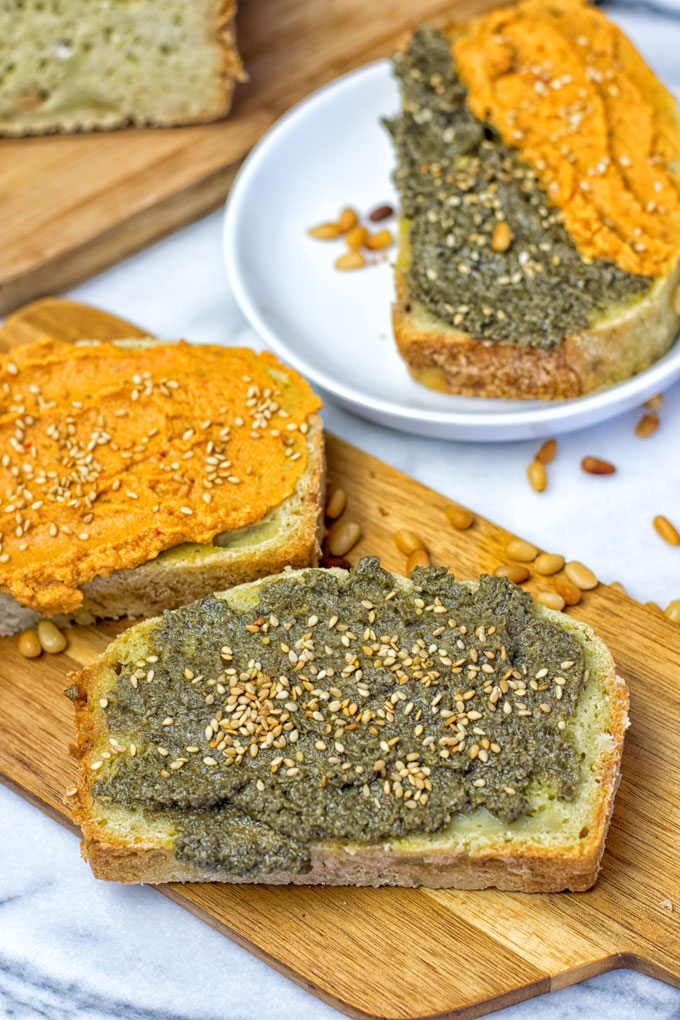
[673,283,680,315]
[394,528,425,555]
[321,554,351,571]
[665,600,680,624]
[325,487,347,520]
[527,460,547,492]
[645,601,663,616]
[345,226,368,249]
[445,504,474,530]
[564,561,598,590]
[337,207,358,233]
[491,220,512,253]
[536,438,557,464]
[309,222,341,240]
[535,590,565,611]
[369,204,394,222]
[653,515,680,547]
[534,553,565,576]
[407,548,430,572]
[494,564,529,584]
[18,629,42,658]
[335,251,366,271]
[644,393,664,410]
[555,576,581,606]
[365,229,393,251]
[506,538,539,562]
[635,412,659,438]
[610,581,627,594]
[37,620,67,654]
[326,520,361,557]
[582,456,616,475]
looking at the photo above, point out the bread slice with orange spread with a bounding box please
[0,338,324,636]
[388,0,680,399]
[70,560,628,892]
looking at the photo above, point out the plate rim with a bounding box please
[223,58,680,439]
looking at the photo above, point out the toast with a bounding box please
[0,338,324,635]
[71,560,629,892]
[388,5,680,400]
[0,0,245,136]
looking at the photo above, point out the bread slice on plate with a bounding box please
[70,559,629,892]
[0,337,324,635]
[0,0,245,136]
[387,3,680,399]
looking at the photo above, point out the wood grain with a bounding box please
[0,299,678,1020]
[0,0,497,314]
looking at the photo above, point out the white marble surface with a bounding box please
[1,208,678,1020]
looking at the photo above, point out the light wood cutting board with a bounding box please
[0,299,678,1020]
[0,0,498,315]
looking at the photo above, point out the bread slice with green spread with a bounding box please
[0,0,244,136]
[388,4,680,400]
[70,558,629,892]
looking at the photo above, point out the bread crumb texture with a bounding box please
[0,339,321,615]
[454,0,680,276]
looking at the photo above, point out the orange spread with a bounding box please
[453,0,680,276]
[0,339,321,615]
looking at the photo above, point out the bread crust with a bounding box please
[70,586,629,893]
[393,262,680,400]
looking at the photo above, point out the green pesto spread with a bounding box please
[386,27,652,350]
[93,559,587,876]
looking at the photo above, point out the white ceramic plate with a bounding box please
[224,36,680,440]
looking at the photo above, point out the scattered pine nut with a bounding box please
[321,554,351,571]
[527,460,547,492]
[645,601,663,616]
[506,538,538,562]
[365,229,394,251]
[534,553,565,576]
[444,505,474,530]
[345,225,368,249]
[582,456,616,475]
[564,561,598,591]
[653,515,680,547]
[18,629,42,658]
[369,204,394,222]
[494,564,529,584]
[325,487,347,520]
[308,222,341,240]
[491,220,512,253]
[644,393,664,411]
[337,207,358,233]
[335,251,366,271]
[635,412,659,438]
[555,576,582,606]
[610,581,627,594]
[535,438,557,464]
[407,548,430,572]
[535,590,565,611]
[665,600,680,624]
[326,520,361,557]
[394,528,425,555]
[37,620,67,654]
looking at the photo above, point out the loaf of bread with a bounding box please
[0,337,324,635]
[0,0,244,136]
[71,559,629,892]
[387,1,680,399]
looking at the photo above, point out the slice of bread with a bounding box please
[71,565,629,892]
[0,0,244,136]
[0,339,324,636]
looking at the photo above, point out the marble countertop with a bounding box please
[1,209,679,1020]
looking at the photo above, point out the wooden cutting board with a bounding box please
[1,299,678,1020]
[0,0,498,315]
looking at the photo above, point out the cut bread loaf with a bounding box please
[71,563,629,892]
[0,0,244,136]
[0,337,324,636]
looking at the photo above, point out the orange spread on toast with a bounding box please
[0,339,321,615]
[453,0,680,276]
